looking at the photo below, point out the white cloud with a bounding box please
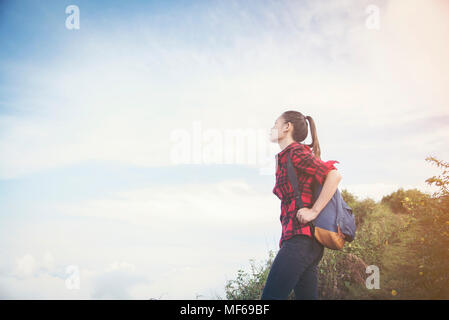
[341,182,438,202]
[15,254,37,277]
[54,179,279,229]
[105,261,136,273]
[0,179,280,299]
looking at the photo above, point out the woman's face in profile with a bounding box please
[270,116,287,143]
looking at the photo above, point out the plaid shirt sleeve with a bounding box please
[290,147,339,185]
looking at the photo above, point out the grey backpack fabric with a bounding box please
[287,150,356,244]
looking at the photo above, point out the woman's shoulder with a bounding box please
[289,143,320,163]
[291,142,312,154]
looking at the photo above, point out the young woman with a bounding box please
[261,110,342,300]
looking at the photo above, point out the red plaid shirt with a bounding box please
[273,141,339,248]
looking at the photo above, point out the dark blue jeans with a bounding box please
[260,234,324,300]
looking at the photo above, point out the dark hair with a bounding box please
[281,110,322,160]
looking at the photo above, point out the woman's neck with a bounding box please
[279,138,296,151]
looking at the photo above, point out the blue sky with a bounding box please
[1,0,448,299]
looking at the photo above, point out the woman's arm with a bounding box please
[297,169,342,224]
[311,169,342,215]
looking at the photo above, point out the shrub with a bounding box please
[381,188,429,214]
[224,249,276,300]
[351,197,376,227]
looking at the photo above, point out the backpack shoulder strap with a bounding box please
[287,149,316,235]
[287,149,304,210]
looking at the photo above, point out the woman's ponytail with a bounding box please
[305,116,321,160]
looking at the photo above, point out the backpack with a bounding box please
[287,150,356,250]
